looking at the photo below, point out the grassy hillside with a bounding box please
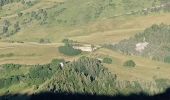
[1,0,170,43]
[0,0,170,98]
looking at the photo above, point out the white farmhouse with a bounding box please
[135,42,149,53]
[73,44,99,52]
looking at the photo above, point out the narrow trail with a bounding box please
[0,42,63,50]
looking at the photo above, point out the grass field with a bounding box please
[0,42,169,82]
[2,12,169,45]
[92,48,170,81]
[0,42,80,65]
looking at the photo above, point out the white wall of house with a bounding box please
[135,42,149,52]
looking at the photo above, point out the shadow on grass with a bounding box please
[1,88,170,100]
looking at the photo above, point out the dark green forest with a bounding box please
[0,57,118,95]
[1,57,170,96]
[41,57,117,95]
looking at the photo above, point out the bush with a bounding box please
[155,79,170,90]
[103,57,112,64]
[58,45,81,56]
[39,38,51,43]
[123,60,136,67]
[24,64,55,85]
[164,56,170,63]
[0,76,20,89]
[0,53,14,58]
[3,64,21,71]
[51,59,65,64]
[17,12,23,17]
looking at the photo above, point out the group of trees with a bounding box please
[164,56,170,63]
[30,9,48,24]
[0,76,20,89]
[0,0,19,9]
[1,20,21,37]
[0,64,21,89]
[111,24,170,63]
[0,57,118,95]
[58,45,82,56]
[0,59,62,89]
[121,0,170,16]
[58,39,82,56]
[21,0,37,6]
[0,0,43,37]
[42,57,118,95]
[2,20,10,34]
[18,8,48,25]
[0,0,37,9]
[0,1,49,40]
[2,64,21,71]
[0,0,46,38]
[23,64,58,85]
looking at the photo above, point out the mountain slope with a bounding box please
[1,0,170,43]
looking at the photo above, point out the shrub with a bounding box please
[103,57,112,64]
[155,79,170,90]
[123,60,136,67]
[39,38,51,43]
[6,53,14,57]
[3,64,21,71]
[62,39,75,46]
[33,85,39,90]
[0,76,20,89]
[164,56,170,63]
[25,64,55,85]
[58,45,81,56]
[51,59,65,64]
[17,12,23,17]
